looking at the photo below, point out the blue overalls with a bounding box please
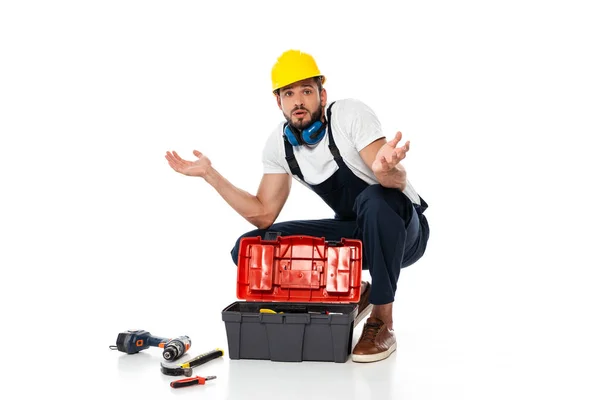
[231,102,430,305]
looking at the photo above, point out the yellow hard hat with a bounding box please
[271,49,326,92]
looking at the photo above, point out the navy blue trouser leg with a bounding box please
[230,219,357,266]
[354,185,423,305]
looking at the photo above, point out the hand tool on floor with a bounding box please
[160,348,224,376]
[170,375,216,389]
[109,329,191,361]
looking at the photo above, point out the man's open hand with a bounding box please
[165,150,212,178]
[371,131,410,174]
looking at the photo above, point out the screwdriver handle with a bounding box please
[182,348,224,368]
[170,376,216,389]
[170,376,205,388]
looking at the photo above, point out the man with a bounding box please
[165,49,430,363]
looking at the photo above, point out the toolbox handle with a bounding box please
[264,231,282,241]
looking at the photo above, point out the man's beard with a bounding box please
[285,106,323,131]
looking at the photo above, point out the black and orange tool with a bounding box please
[170,375,216,389]
[109,330,191,361]
[160,348,224,376]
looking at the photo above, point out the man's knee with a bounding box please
[355,184,386,207]
[355,184,412,214]
[230,228,267,265]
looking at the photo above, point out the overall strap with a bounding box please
[283,133,304,180]
[325,101,344,168]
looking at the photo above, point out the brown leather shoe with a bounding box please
[352,317,397,363]
[354,281,373,327]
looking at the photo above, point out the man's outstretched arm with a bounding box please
[205,170,291,229]
[166,150,291,229]
[359,131,409,190]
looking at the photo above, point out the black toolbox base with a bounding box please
[222,301,358,363]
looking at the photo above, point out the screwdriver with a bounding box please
[170,375,216,389]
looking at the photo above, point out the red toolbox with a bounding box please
[221,234,363,363]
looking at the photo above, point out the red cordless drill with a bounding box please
[110,330,191,361]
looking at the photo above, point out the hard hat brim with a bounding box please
[272,75,326,92]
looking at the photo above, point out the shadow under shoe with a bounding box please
[352,317,397,363]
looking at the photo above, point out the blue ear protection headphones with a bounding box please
[284,120,327,146]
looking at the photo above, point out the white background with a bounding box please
[1,1,599,399]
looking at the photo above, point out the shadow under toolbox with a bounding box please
[222,235,363,363]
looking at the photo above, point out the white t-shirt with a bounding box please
[262,98,421,205]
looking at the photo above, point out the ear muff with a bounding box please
[284,121,327,146]
[284,124,302,146]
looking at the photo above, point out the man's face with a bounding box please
[277,78,327,131]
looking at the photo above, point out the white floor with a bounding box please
[7,249,597,400]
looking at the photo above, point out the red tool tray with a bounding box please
[236,235,362,303]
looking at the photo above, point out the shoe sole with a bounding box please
[353,304,374,328]
[351,342,397,363]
